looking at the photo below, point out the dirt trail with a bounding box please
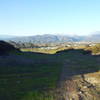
[56,54,100,100]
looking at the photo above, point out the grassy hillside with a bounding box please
[20,46,73,54]
[85,43,100,54]
[0,51,63,100]
[0,42,100,100]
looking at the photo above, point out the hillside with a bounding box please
[0,42,100,100]
[0,41,20,55]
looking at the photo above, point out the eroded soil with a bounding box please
[56,51,100,100]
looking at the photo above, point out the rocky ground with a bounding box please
[56,51,100,100]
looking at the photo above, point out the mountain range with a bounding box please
[0,33,100,44]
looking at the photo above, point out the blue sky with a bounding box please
[0,0,100,36]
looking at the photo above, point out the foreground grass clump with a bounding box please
[0,53,62,100]
[22,91,56,100]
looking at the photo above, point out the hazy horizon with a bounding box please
[0,0,100,36]
[0,32,99,37]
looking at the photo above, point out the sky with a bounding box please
[0,0,100,36]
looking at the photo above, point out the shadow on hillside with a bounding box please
[56,48,92,54]
[0,41,100,100]
[0,40,100,76]
[56,49,100,77]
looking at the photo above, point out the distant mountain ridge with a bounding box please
[0,33,100,43]
[4,34,86,43]
[84,34,100,42]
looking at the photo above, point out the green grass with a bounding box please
[0,53,62,100]
[0,49,100,100]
